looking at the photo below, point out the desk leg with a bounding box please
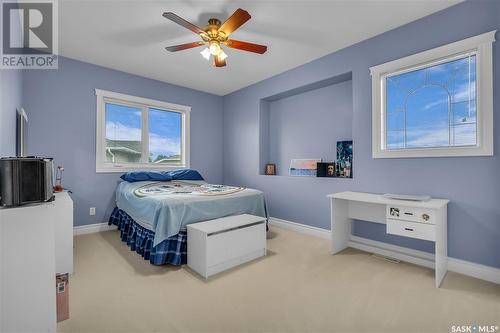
[331,198,351,254]
[435,206,448,288]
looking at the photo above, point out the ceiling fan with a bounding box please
[163,8,267,67]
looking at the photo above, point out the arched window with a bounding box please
[371,30,494,158]
[405,85,451,148]
[385,56,476,150]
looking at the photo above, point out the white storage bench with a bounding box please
[187,214,267,278]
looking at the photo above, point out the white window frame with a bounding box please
[95,89,191,173]
[370,30,495,158]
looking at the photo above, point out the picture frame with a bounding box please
[289,159,321,177]
[336,140,353,178]
[316,162,335,178]
[265,163,276,175]
[326,162,336,177]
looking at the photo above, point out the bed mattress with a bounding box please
[115,180,267,247]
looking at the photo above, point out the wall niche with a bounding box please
[259,72,353,176]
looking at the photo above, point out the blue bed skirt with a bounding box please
[108,207,187,266]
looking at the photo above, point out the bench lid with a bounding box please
[187,214,266,234]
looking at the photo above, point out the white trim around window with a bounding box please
[370,30,496,158]
[95,89,191,173]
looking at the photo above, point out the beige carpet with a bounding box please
[59,226,500,333]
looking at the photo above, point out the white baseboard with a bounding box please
[268,217,330,240]
[348,235,435,269]
[269,217,500,284]
[73,222,116,236]
[447,257,500,284]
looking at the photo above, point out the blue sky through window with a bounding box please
[148,108,181,162]
[105,103,182,162]
[386,55,477,149]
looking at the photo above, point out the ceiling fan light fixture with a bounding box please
[209,41,221,56]
[200,47,211,60]
[218,48,228,61]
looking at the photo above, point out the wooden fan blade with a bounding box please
[163,12,205,35]
[219,8,251,36]
[214,55,227,67]
[165,41,204,52]
[226,39,267,54]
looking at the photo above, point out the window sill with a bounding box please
[372,145,493,159]
[96,164,189,173]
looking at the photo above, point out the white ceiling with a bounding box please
[59,0,461,96]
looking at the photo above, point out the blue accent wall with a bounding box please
[0,5,22,157]
[23,57,224,227]
[264,80,353,176]
[0,70,23,156]
[222,1,500,268]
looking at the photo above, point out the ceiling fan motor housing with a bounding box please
[207,18,221,27]
[204,18,227,43]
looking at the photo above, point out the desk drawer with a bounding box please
[386,206,435,225]
[386,219,435,241]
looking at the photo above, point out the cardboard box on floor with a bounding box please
[56,274,69,322]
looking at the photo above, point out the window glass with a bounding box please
[385,55,477,149]
[105,103,142,163]
[148,108,182,164]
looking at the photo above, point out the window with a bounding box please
[96,89,190,172]
[370,31,495,158]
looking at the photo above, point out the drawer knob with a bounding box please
[404,227,414,231]
[422,214,430,221]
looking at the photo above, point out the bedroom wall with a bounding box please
[23,57,224,227]
[266,80,353,176]
[222,0,500,268]
[0,70,23,156]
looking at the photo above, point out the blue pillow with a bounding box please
[168,169,204,181]
[120,171,173,183]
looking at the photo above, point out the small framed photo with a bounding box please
[289,159,321,177]
[265,163,276,175]
[326,163,335,177]
[316,162,335,177]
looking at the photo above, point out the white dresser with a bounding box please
[328,191,448,287]
[53,192,74,274]
[0,192,73,332]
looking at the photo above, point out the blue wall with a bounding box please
[23,57,224,227]
[266,80,353,176]
[223,1,500,268]
[0,70,23,156]
[0,6,22,157]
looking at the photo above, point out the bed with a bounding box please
[109,175,267,266]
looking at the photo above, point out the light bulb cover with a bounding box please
[200,48,211,60]
[209,42,221,55]
[218,49,228,61]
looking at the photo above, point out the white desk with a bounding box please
[328,191,449,287]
